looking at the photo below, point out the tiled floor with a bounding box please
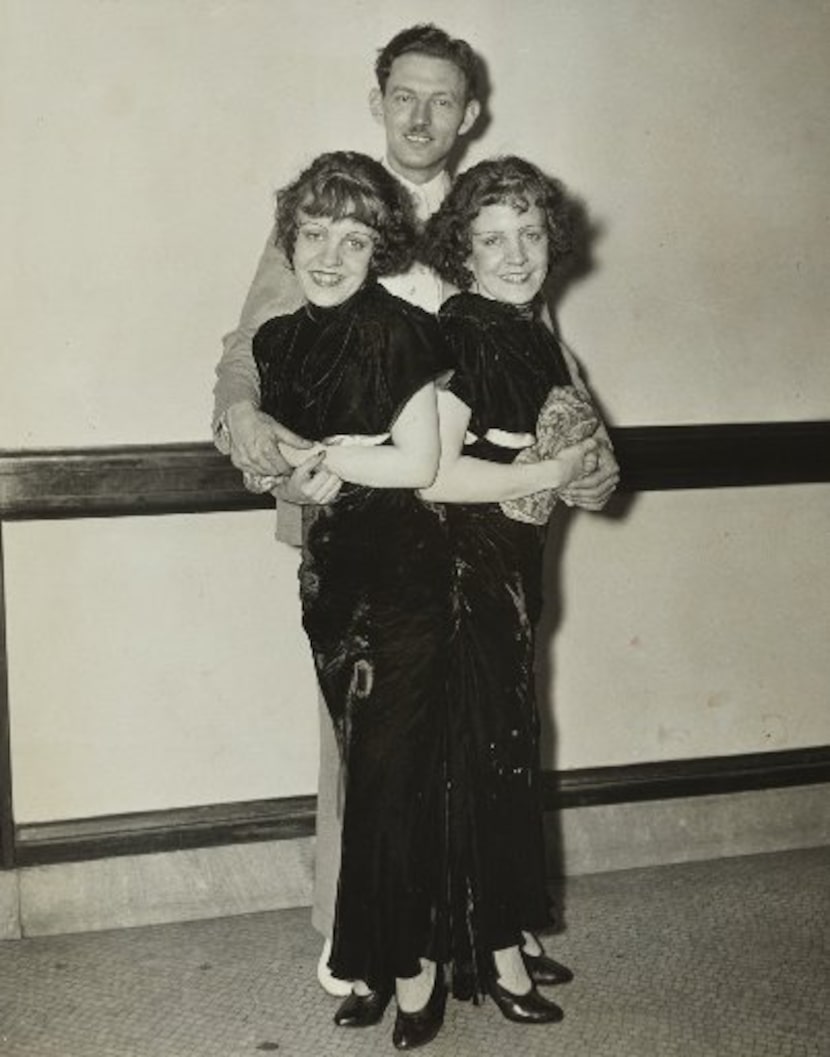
[1,846,828,1057]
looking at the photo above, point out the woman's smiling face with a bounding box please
[466,202,549,305]
[293,211,376,307]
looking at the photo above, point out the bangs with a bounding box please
[479,185,541,216]
[301,175,385,232]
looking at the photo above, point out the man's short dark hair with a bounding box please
[375,24,480,102]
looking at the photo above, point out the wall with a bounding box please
[1,0,828,823]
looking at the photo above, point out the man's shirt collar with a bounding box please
[382,159,450,221]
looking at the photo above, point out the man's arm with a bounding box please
[212,224,309,474]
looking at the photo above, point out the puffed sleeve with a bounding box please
[441,314,486,409]
[439,303,502,437]
[374,303,452,423]
[251,314,295,422]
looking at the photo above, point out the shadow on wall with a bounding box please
[447,43,493,175]
[535,492,635,935]
[535,177,638,934]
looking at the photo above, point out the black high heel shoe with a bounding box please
[392,969,447,1050]
[486,976,564,1024]
[522,950,574,986]
[333,986,393,1028]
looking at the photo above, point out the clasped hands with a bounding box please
[227,402,343,505]
[227,403,619,511]
[560,434,620,511]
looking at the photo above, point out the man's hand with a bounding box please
[273,452,343,506]
[226,401,312,476]
[560,439,620,511]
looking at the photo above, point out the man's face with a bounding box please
[370,54,480,185]
[466,202,549,305]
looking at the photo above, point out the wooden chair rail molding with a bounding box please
[1,420,829,520]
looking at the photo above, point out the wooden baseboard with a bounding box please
[542,746,830,806]
[12,746,829,869]
[14,795,317,869]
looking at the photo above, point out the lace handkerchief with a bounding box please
[499,386,599,525]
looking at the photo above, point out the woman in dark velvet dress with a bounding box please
[251,152,452,1049]
[421,157,609,1024]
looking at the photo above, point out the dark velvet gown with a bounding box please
[437,291,575,1000]
[253,281,451,990]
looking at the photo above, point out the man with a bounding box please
[213,22,618,1012]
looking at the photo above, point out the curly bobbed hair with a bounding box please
[275,151,417,277]
[422,156,574,291]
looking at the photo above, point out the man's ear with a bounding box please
[368,87,385,125]
[458,98,481,137]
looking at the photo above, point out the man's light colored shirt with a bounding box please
[378,161,448,314]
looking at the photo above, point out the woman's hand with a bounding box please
[277,440,326,468]
[560,440,620,510]
[272,452,343,505]
[539,436,600,491]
